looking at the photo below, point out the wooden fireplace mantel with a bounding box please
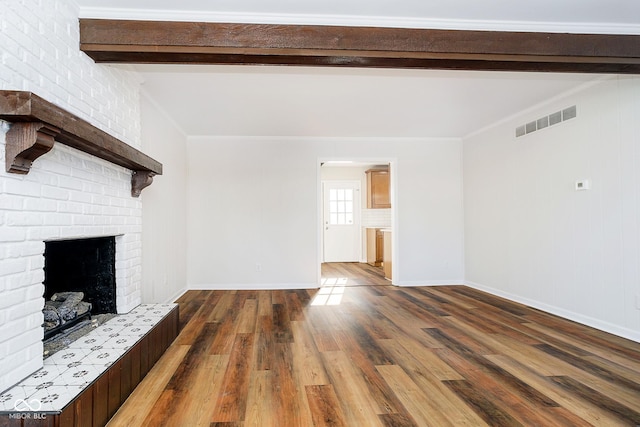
[0,90,163,197]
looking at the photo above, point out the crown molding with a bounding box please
[78,8,640,35]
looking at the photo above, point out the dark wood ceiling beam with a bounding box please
[79,19,640,73]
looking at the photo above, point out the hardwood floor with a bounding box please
[107,284,640,426]
[321,262,389,286]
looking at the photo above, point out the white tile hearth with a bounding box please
[0,304,176,414]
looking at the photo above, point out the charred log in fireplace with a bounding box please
[43,291,92,339]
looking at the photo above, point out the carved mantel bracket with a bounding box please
[5,122,60,174]
[131,171,155,197]
[0,91,162,197]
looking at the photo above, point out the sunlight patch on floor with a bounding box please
[312,278,347,305]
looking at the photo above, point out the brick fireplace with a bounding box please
[0,139,144,393]
[0,0,160,396]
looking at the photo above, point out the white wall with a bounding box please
[186,137,464,288]
[463,76,640,341]
[140,94,188,304]
[0,1,144,391]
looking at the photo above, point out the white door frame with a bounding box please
[317,158,398,286]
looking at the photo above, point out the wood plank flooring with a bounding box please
[321,262,389,286]
[107,277,640,426]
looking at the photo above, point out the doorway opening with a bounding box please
[319,159,395,287]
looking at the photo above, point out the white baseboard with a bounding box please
[464,280,640,344]
[395,279,464,287]
[188,282,318,290]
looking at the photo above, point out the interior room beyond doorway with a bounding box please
[320,160,394,286]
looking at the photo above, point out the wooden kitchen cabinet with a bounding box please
[383,229,392,280]
[365,168,391,209]
[366,228,384,267]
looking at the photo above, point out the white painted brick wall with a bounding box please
[0,1,144,392]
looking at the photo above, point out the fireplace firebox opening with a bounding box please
[43,236,117,343]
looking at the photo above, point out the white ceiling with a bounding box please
[130,65,597,138]
[80,1,635,138]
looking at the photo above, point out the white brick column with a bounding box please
[0,1,144,392]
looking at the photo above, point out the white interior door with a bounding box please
[323,181,360,262]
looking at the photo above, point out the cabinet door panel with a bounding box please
[366,228,383,266]
[366,169,391,209]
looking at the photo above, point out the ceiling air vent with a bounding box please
[515,105,577,138]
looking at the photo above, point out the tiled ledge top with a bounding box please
[0,303,176,414]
